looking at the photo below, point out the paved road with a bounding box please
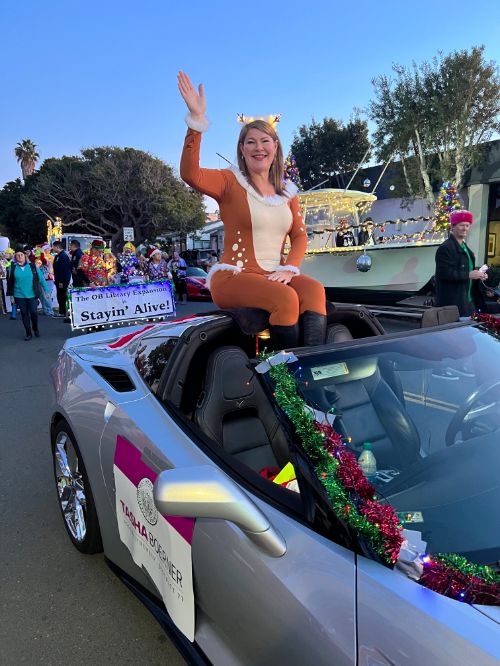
[0,302,214,665]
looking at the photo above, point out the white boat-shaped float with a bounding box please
[295,189,446,304]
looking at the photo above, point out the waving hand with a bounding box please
[177,71,206,120]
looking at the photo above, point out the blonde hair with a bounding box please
[237,120,285,196]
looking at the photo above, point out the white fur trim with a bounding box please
[275,264,300,276]
[284,180,299,197]
[206,263,241,289]
[185,113,210,133]
[228,166,293,207]
[149,248,161,259]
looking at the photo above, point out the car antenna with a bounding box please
[216,152,234,166]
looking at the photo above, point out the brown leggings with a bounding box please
[210,270,326,326]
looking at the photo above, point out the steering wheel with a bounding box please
[445,379,500,446]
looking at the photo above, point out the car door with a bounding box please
[98,389,357,665]
[95,331,357,664]
[189,484,357,666]
[356,556,500,665]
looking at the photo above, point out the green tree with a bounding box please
[370,46,500,205]
[23,147,205,248]
[0,177,44,245]
[291,116,370,190]
[14,139,40,180]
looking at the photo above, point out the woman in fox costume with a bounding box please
[178,71,326,347]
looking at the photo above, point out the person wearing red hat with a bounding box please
[435,210,487,316]
[146,247,170,281]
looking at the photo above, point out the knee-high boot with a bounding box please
[268,323,300,351]
[301,311,327,346]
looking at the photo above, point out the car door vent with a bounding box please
[93,366,136,392]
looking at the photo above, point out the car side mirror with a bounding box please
[153,466,286,558]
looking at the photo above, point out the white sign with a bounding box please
[114,435,195,640]
[123,227,135,241]
[69,280,175,329]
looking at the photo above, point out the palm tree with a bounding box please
[15,139,40,179]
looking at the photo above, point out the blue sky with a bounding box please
[1,0,499,211]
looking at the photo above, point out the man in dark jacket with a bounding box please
[358,218,376,246]
[435,210,487,316]
[69,240,88,287]
[52,241,72,317]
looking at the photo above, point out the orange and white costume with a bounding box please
[180,117,326,326]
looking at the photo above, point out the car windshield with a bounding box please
[186,267,207,277]
[289,324,500,565]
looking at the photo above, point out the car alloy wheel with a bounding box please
[52,422,103,554]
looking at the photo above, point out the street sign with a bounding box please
[123,227,135,242]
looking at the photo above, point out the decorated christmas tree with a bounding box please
[284,152,302,189]
[434,182,462,230]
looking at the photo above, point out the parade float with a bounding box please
[297,188,447,305]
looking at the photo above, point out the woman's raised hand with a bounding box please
[177,71,206,120]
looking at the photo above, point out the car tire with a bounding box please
[51,420,103,554]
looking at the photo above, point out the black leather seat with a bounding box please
[194,346,290,472]
[304,359,420,470]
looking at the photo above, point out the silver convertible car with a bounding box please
[50,305,500,665]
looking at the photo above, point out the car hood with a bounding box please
[473,605,500,625]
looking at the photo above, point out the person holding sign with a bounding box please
[177,71,326,347]
[147,247,171,281]
[117,242,142,284]
[79,240,110,287]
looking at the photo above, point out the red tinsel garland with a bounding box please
[315,422,500,604]
[267,357,499,604]
[472,311,500,335]
[420,556,500,605]
[315,422,404,564]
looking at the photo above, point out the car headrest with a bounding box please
[421,306,459,327]
[326,324,353,344]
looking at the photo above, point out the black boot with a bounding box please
[301,311,327,346]
[268,323,300,351]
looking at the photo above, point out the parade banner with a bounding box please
[69,279,175,330]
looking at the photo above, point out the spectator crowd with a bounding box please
[0,240,199,341]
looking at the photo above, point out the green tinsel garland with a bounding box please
[435,554,500,585]
[268,361,402,565]
[264,355,499,603]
